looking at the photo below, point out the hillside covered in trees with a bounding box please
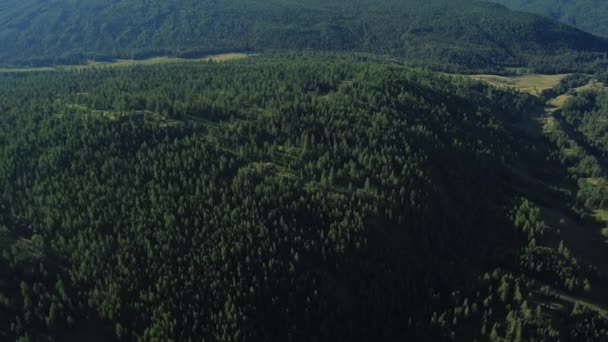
[1,54,608,341]
[0,0,608,72]
[3,0,608,340]
[488,0,608,37]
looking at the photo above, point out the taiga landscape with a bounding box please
[1,0,608,341]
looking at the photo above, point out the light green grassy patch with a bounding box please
[548,94,571,111]
[0,53,251,73]
[470,74,569,96]
[79,53,250,69]
[593,209,608,224]
[585,178,608,188]
[514,74,570,94]
[592,209,608,242]
[562,147,580,158]
[542,116,559,134]
[203,53,251,62]
[548,81,606,109]
[0,66,56,73]
[576,80,605,92]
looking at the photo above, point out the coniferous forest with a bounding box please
[1,1,608,341]
[1,0,608,73]
[489,0,608,38]
[0,54,606,341]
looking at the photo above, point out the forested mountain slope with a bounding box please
[488,0,608,37]
[0,56,521,340]
[0,0,607,71]
[2,54,608,341]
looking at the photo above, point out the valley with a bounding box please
[468,71,608,326]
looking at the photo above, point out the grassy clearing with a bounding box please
[203,53,251,62]
[547,81,605,112]
[585,178,608,188]
[0,66,56,73]
[547,94,570,111]
[542,115,559,134]
[593,210,608,228]
[470,74,569,95]
[594,209,608,221]
[576,80,605,92]
[0,53,251,73]
[84,53,250,68]
[592,209,608,242]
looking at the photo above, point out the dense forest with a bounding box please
[547,86,608,212]
[0,0,608,72]
[3,0,608,340]
[0,54,607,340]
[488,0,608,37]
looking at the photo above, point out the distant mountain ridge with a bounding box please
[487,0,608,37]
[0,0,607,71]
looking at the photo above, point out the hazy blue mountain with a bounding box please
[488,0,608,37]
[0,0,606,71]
